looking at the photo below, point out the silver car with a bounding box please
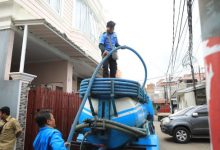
[160,105,209,143]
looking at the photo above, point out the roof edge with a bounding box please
[13,19,99,65]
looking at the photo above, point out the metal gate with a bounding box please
[25,87,81,150]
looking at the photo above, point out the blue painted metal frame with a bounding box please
[132,135,159,150]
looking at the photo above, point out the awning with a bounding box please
[13,19,98,68]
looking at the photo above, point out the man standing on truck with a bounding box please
[99,21,121,78]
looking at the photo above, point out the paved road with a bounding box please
[154,121,211,150]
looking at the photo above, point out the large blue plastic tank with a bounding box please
[78,78,154,149]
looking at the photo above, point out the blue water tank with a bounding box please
[78,78,154,149]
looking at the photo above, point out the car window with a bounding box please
[185,107,198,116]
[174,107,194,115]
[196,107,208,117]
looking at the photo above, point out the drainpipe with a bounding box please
[198,1,220,150]
[19,25,28,73]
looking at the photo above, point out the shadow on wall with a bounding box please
[0,80,21,118]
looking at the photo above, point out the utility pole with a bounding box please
[198,66,201,82]
[164,85,167,100]
[168,75,172,113]
[187,0,197,103]
[198,1,220,149]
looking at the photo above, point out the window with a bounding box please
[74,0,99,42]
[196,88,207,105]
[46,0,62,14]
[196,107,208,117]
[175,106,194,115]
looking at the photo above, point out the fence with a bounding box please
[25,87,81,150]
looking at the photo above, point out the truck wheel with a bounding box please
[173,127,190,143]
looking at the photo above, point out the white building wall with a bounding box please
[0,0,105,63]
[178,92,196,109]
[72,78,78,92]
[0,0,106,92]
[25,61,73,92]
[185,92,196,107]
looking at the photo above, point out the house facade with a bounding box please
[177,82,207,109]
[0,0,105,149]
[149,72,206,112]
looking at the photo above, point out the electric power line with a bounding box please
[166,0,176,76]
[171,0,186,75]
[147,67,191,81]
[186,0,197,100]
[166,0,195,77]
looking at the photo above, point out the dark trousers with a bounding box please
[102,56,117,78]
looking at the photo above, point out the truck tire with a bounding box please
[173,127,190,143]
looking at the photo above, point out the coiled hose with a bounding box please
[67,46,148,147]
[79,78,148,102]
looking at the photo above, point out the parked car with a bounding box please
[160,105,209,143]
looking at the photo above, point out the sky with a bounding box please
[100,0,204,85]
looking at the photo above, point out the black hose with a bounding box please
[95,119,146,136]
[75,122,146,137]
[80,131,92,150]
[76,123,140,138]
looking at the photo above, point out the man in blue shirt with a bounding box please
[33,111,66,150]
[99,21,120,78]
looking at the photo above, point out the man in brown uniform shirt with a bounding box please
[0,106,22,150]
